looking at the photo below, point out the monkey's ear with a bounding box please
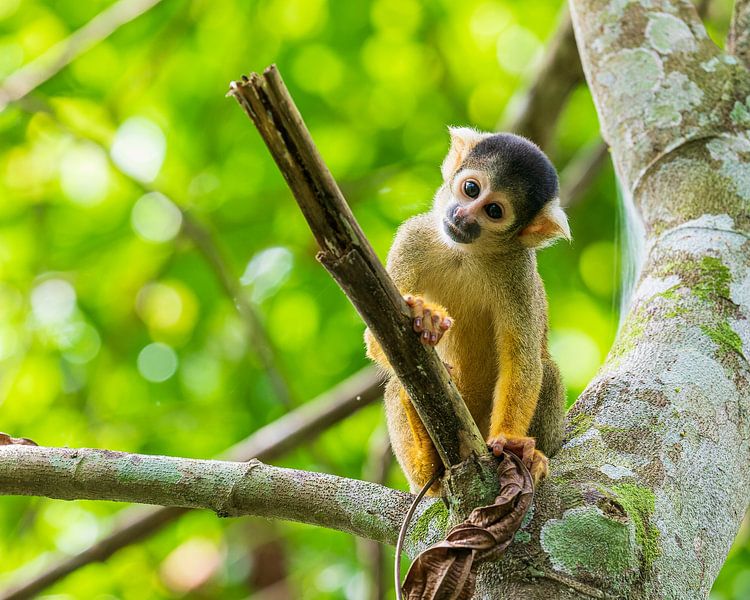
[519,198,571,248]
[441,126,488,181]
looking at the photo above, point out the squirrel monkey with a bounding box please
[366,127,569,493]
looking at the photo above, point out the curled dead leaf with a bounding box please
[402,451,534,599]
[0,432,38,446]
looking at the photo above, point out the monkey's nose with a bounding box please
[453,205,468,221]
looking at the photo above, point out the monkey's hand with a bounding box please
[404,295,453,346]
[365,296,452,371]
[487,434,548,484]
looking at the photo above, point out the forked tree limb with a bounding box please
[0,27,603,594]
[228,68,489,482]
[0,368,383,600]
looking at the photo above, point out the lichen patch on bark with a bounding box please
[540,505,638,584]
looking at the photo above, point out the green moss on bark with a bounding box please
[540,505,637,584]
[611,483,660,570]
[701,322,744,358]
[568,412,594,438]
[693,256,731,302]
[407,500,448,549]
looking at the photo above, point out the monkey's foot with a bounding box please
[0,432,37,446]
[404,295,452,346]
[487,434,548,484]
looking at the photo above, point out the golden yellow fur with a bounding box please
[366,128,567,493]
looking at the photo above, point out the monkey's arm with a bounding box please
[489,327,543,438]
[488,319,548,481]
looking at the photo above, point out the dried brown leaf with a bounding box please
[402,452,533,599]
[0,432,38,446]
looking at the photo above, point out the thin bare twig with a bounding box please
[179,215,293,406]
[14,96,294,407]
[0,368,382,600]
[0,0,163,110]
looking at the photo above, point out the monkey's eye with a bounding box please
[484,203,503,220]
[463,179,481,199]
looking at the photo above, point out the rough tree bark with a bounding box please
[475,0,750,597]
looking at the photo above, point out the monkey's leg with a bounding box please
[383,379,442,494]
[527,356,565,457]
[487,332,547,482]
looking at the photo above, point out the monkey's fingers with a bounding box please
[487,434,540,477]
[421,307,436,344]
[406,296,425,332]
[403,296,453,346]
[432,314,452,345]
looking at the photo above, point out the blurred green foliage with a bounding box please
[0,0,743,598]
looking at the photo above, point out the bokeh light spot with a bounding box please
[62,322,101,364]
[292,44,343,94]
[31,278,76,325]
[549,329,601,390]
[131,192,182,243]
[137,342,178,382]
[60,142,110,206]
[241,247,293,303]
[496,25,541,75]
[0,325,19,361]
[580,241,617,298]
[269,292,319,350]
[111,117,166,182]
[470,3,512,45]
[136,282,183,329]
[160,538,222,594]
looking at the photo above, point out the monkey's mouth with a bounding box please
[443,218,479,244]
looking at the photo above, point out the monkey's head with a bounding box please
[434,127,570,254]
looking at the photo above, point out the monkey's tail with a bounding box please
[394,469,442,599]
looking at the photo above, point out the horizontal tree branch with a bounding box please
[0,367,383,600]
[0,445,439,550]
